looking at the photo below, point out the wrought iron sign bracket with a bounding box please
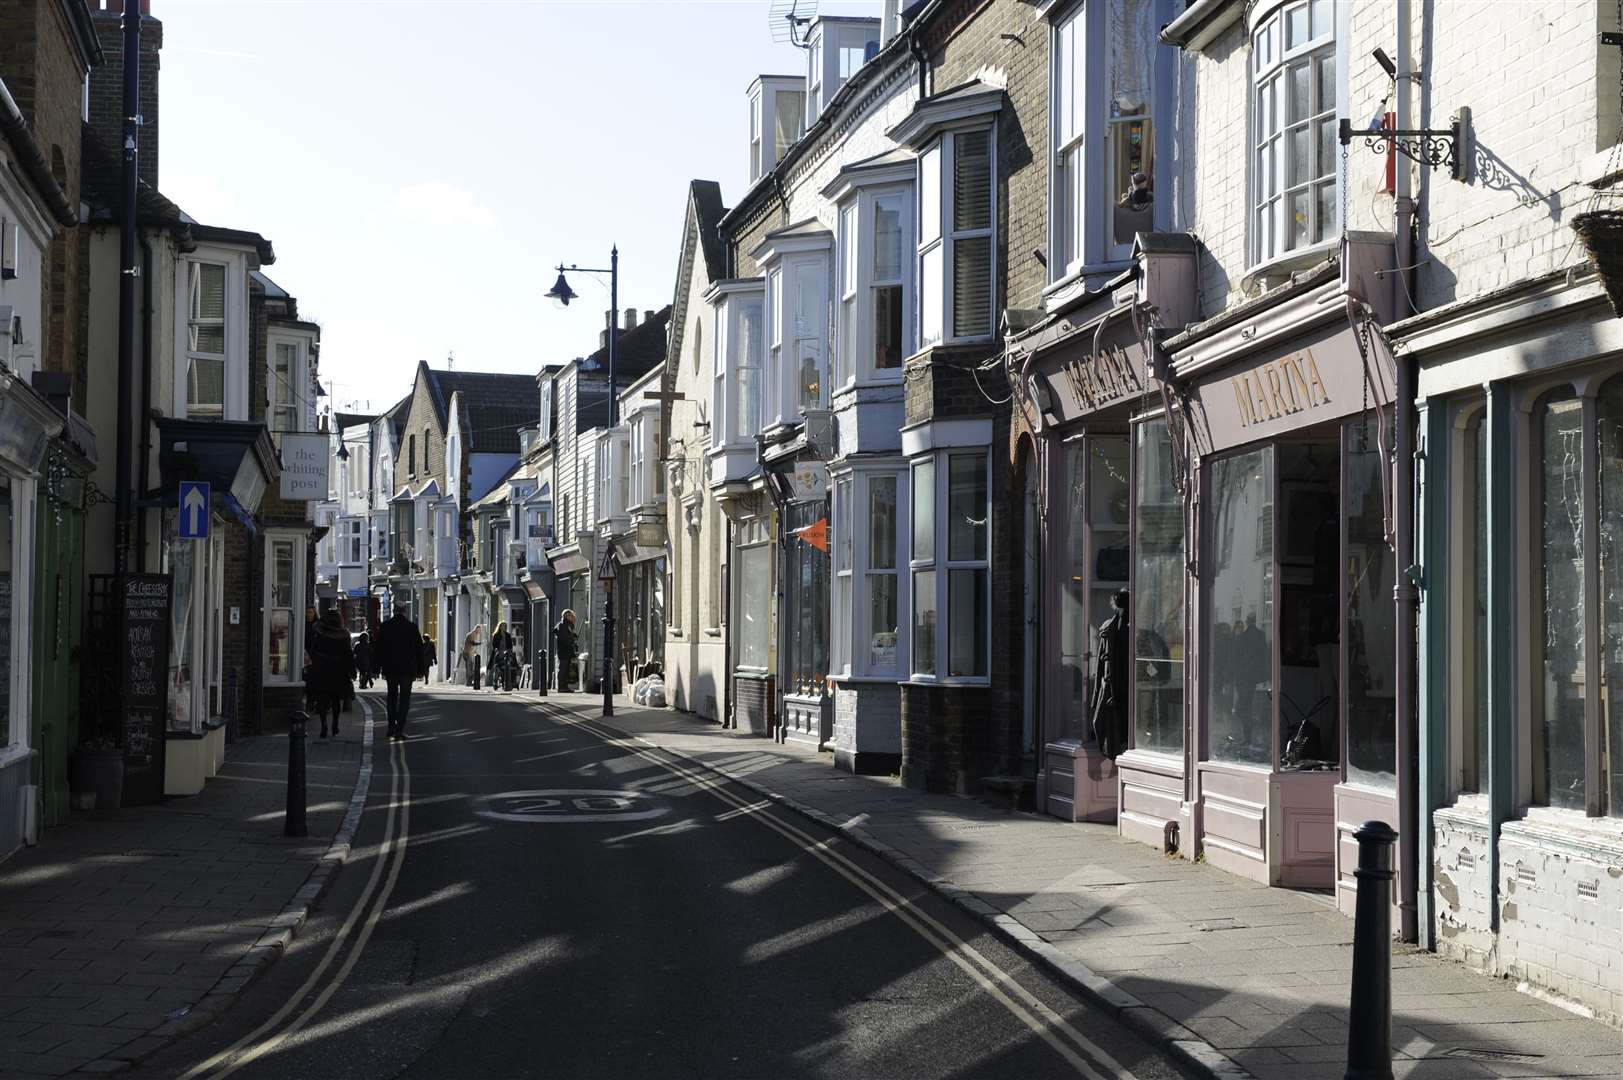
[1339,109,1469,182]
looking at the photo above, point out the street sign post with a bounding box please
[178,481,210,540]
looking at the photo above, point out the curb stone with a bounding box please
[580,710,1256,1080]
[82,699,378,1074]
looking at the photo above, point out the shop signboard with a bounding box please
[279,432,329,500]
[120,574,172,806]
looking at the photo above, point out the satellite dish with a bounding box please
[768,0,817,47]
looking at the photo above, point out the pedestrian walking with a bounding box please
[463,625,484,690]
[420,635,436,685]
[307,609,356,739]
[490,620,516,691]
[376,607,423,740]
[553,609,578,691]
[354,631,375,690]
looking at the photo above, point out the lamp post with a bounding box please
[546,247,619,718]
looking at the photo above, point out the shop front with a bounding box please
[1013,237,1197,825]
[610,542,665,682]
[725,496,777,736]
[1167,245,1399,904]
[1405,265,1623,1021]
[0,368,62,856]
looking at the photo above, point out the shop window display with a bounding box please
[1344,420,1394,787]
[1600,376,1623,814]
[1134,418,1184,754]
[1536,390,1586,811]
[1275,441,1340,771]
[1207,449,1274,765]
[1061,443,1089,739]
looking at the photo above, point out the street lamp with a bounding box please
[546,246,620,717]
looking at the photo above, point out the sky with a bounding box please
[159,0,879,416]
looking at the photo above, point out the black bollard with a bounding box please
[1344,820,1396,1080]
[537,646,548,698]
[285,711,309,839]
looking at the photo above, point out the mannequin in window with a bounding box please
[1091,590,1131,760]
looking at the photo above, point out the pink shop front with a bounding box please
[1022,237,1409,914]
[1167,247,1403,912]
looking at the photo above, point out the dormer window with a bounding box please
[806,18,881,124]
[749,76,808,182]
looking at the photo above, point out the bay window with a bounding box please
[909,449,990,681]
[835,185,913,387]
[758,235,831,425]
[269,341,299,443]
[1252,0,1340,266]
[918,127,995,346]
[185,261,227,419]
[833,469,907,680]
[1050,0,1158,278]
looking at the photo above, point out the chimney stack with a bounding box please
[644,309,657,325]
[623,308,638,330]
[88,0,162,191]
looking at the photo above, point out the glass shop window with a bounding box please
[1207,448,1275,765]
[1344,417,1395,788]
[1275,440,1340,772]
[1535,389,1587,811]
[1134,417,1185,755]
[1453,402,1489,795]
[1061,442,1089,739]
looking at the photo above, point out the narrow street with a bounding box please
[128,690,1190,1080]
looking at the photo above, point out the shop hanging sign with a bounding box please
[279,432,329,501]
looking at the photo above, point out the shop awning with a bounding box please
[154,418,280,518]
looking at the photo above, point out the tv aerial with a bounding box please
[769,0,817,48]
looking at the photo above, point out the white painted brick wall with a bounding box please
[1173,1,1618,319]
[1431,805,1496,970]
[1498,820,1623,1026]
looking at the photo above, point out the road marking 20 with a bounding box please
[474,788,669,824]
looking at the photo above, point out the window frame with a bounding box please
[177,251,249,422]
[760,242,831,425]
[1248,0,1345,271]
[835,183,915,389]
[908,447,991,684]
[263,530,307,686]
[917,125,998,349]
[267,336,306,446]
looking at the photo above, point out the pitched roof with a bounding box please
[333,411,374,432]
[422,368,540,455]
[690,180,727,282]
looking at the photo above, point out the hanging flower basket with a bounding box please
[1571,210,1623,315]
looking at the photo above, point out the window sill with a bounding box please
[833,673,902,685]
[0,744,35,772]
[1116,747,1185,775]
[1239,240,1339,294]
[902,677,991,688]
[1501,810,1623,862]
[703,627,722,638]
[1043,260,1134,305]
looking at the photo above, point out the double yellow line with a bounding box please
[182,701,413,1080]
[546,706,1141,1080]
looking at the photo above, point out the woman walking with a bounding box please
[307,609,356,738]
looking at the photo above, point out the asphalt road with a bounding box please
[132,689,1192,1080]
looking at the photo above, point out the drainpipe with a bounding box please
[1392,0,1420,944]
[136,235,154,563]
[113,3,142,575]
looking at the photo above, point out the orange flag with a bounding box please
[795,517,829,552]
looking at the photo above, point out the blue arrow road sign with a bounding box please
[178,481,210,540]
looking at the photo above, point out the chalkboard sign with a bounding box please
[121,574,171,806]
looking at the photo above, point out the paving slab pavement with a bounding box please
[546,693,1622,1080]
[0,707,371,1079]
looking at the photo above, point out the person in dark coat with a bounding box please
[553,610,579,691]
[307,609,356,739]
[1090,590,1130,760]
[354,632,375,690]
[375,608,424,740]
